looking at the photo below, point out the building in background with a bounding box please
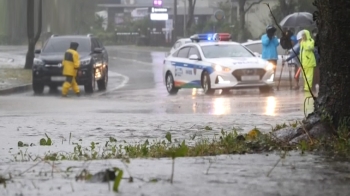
[97,0,276,39]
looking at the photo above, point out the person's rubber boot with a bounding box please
[76,92,80,97]
[62,94,67,98]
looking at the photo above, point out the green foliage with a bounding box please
[39,133,52,146]
[113,168,123,192]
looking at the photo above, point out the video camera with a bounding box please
[279,30,294,50]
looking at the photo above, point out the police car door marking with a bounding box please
[170,61,203,70]
[186,70,192,75]
[175,67,183,76]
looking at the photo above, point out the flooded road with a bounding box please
[1,46,347,196]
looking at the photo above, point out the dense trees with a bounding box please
[0,0,97,45]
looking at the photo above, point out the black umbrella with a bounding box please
[279,12,314,28]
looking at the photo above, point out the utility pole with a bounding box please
[173,0,177,43]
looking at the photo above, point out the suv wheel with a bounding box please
[84,70,96,93]
[33,81,44,95]
[97,67,108,91]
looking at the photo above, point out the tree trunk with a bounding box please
[311,0,350,129]
[24,0,42,69]
[237,0,263,42]
[237,0,245,42]
[186,0,196,30]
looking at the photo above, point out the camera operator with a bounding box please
[261,25,279,74]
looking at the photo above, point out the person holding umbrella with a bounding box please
[261,25,279,74]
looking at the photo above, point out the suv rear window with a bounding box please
[42,37,91,53]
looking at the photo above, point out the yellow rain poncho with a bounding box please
[300,30,316,91]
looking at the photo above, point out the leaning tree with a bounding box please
[275,0,350,142]
[24,0,42,69]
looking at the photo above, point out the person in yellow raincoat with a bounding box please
[61,42,80,97]
[300,30,316,92]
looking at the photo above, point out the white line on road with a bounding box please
[108,71,129,90]
[96,70,130,97]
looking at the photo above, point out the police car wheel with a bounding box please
[166,73,178,95]
[202,72,215,95]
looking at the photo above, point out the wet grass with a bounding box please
[3,122,349,193]
[0,68,31,89]
[12,128,284,162]
[12,121,350,163]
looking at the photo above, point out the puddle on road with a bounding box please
[0,153,349,196]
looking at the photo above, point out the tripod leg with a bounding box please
[288,64,293,89]
[277,63,284,91]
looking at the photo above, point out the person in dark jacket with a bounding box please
[283,30,303,90]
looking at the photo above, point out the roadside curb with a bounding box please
[0,84,32,96]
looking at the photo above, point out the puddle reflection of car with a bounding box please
[163,33,275,95]
[32,34,109,95]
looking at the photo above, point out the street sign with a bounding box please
[165,19,173,30]
[149,6,168,21]
[214,10,225,21]
[148,7,168,13]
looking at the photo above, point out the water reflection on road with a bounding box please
[265,96,277,116]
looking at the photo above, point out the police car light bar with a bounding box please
[190,34,214,42]
[213,33,231,41]
[190,33,231,42]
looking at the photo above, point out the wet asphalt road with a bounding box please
[0,46,314,143]
[2,46,340,196]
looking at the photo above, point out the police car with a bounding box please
[163,33,275,95]
[169,38,192,54]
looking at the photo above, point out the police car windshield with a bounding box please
[201,44,254,58]
[42,38,91,53]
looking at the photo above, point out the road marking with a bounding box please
[97,71,129,97]
[110,71,129,90]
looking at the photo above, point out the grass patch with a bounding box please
[0,68,31,89]
[12,122,350,162]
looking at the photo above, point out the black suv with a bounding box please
[32,34,109,94]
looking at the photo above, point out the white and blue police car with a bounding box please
[162,33,275,95]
